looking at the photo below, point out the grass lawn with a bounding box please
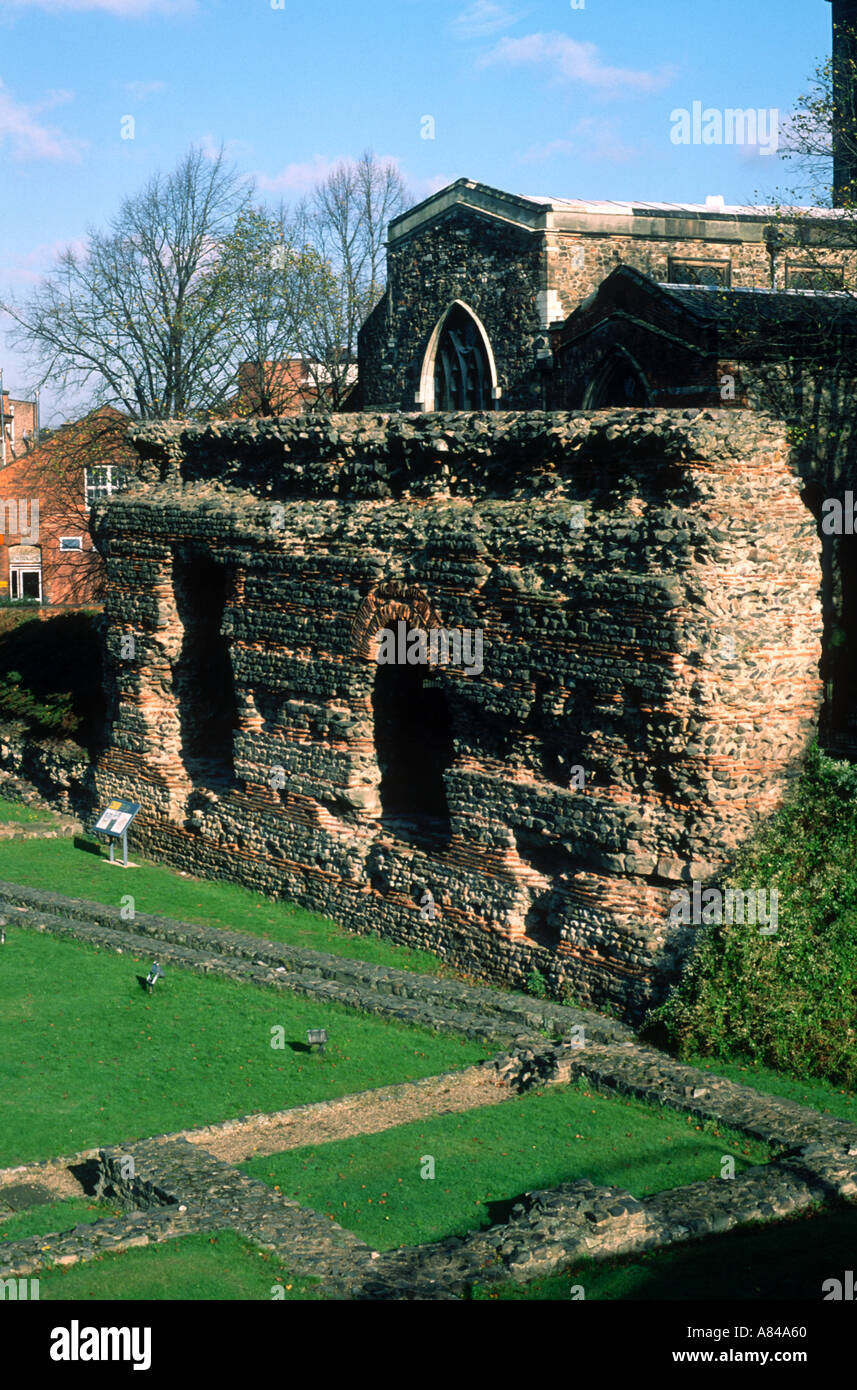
[240,1081,771,1252]
[689,1056,857,1124]
[0,1197,123,1243]
[35,1229,321,1300]
[0,835,444,974]
[0,931,486,1167]
[474,1203,857,1300]
[0,797,56,825]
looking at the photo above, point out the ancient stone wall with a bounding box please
[92,410,821,1020]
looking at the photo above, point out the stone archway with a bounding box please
[584,348,652,409]
[418,301,499,411]
[350,582,443,661]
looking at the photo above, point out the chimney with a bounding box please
[829,0,857,204]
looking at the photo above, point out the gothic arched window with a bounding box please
[585,349,651,409]
[427,304,494,411]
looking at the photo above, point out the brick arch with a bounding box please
[350,582,443,661]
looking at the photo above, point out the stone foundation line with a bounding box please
[2,1038,857,1296]
[4,880,857,1296]
[1,1122,853,1300]
[0,880,634,1049]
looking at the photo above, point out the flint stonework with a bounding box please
[90,408,822,1020]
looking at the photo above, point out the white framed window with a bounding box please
[59,536,83,551]
[9,548,42,600]
[84,465,127,509]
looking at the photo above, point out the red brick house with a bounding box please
[226,359,359,417]
[1,391,39,461]
[0,406,136,608]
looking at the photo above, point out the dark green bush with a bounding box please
[646,744,857,1086]
[0,612,104,745]
[0,670,76,734]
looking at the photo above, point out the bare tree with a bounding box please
[296,151,410,408]
[4,147,253,420]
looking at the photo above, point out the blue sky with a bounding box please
[0,0,832,421]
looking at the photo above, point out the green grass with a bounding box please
[474,1204,857,1300]
[647,744,857,1087]
[0,930,486,1167]
[0,835,444,974]
[240,1080,771,1252]
[0,797,55,825]
[33,1229,321,1300]
[689,1056,857,1124]
[0,1197,123,1242]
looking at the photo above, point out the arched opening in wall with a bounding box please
[419,301,498,411]
[584,349,652,409]
[172,549,238,788]
[372,658,453,844]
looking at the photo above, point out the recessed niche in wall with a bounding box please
[172,549,239,790]
[372,659,453,845]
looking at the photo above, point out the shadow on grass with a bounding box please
[475,1204,857,1300]
[73,836,103,857]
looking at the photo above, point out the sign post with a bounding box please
[93,798,141,867]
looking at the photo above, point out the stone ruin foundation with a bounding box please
[91,409,822,1021]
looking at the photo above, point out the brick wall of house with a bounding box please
[1,396,38,461]
[0,409,136,609]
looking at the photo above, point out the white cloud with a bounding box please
[197,133,254,166]
[123,79,167,101]
[0,81,84,161]
[480,31,673,97]
[253,153,444,207]
[255,155,351,195]
[3,237,88,289]
[5,0,195,14]
[414,172,457,199]
[521,118,640,165]
[451,1,523,39]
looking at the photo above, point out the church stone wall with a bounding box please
[92,410,821,1021]
[359,189,857,416]
[549,231,769,318]
[359,209,546,412]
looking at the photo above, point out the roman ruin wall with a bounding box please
[91,409,822,1020]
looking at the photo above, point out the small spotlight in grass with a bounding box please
[307,1028,328,1055]
[138,961,164,995]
